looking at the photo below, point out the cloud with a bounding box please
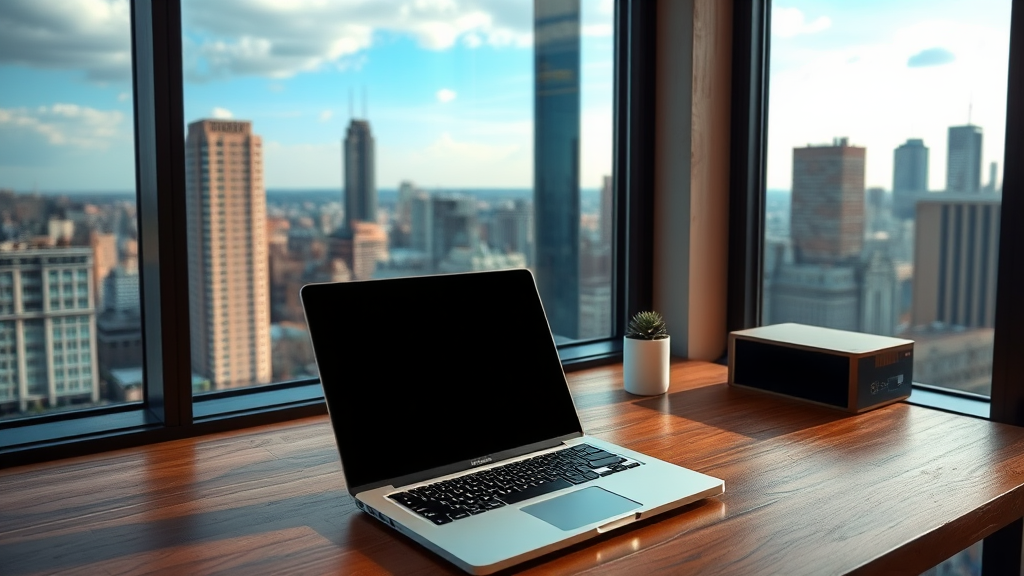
[436,89,457,103]
[318,109,333,122]
[0,104,125,149]
[0,0,132,82]
[772,7,831,39]
[117,92,130,102]
[907,47,956,68]
[211,107,234,119]
[181,0,532,82]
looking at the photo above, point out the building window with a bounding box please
[761,0,1010,398]
[181,0,615,392]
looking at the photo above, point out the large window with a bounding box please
[0,0,142,422]
[178,0,615,393]
[0,0,648,465]
[762,0,1011,397]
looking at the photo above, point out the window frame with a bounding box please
[0,0,654,467]
[728,0,1024,572]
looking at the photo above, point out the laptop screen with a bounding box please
[301,269,584,491]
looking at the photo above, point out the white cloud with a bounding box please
[318,109,334,122]
[772,7,832,39]
[436,89,457,103]
[117,92,130,102]
[211,107,234,119]
[181,0,532,82]
[0,0,132,82]
[0,104,125,149]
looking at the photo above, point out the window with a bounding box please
[0,0,653,465]
[762,0,1010,398]
[0,0,141,424]
[179,0,615,393]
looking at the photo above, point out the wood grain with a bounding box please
[2,360,1024,575]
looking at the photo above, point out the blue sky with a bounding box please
[768,0,1011,191]
[0,0,1012,194]
[0,0,614,192]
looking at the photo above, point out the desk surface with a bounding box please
[3,361,1024,575]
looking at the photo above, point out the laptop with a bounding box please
[300,269,724,574]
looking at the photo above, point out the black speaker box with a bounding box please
[728,323,913,413]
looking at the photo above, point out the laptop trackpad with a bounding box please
[522,486,641,531]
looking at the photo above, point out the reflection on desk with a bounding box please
[2,360,1024,575]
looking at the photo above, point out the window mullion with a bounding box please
[133,0,192,427]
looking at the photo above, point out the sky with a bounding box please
[0,0,614,193]
[768,0,1012,191]
[0,0,1013,194]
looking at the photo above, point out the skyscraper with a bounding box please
[946,125,983,193]
[534,0,580,339]
[184,119,272,389]
[893,138,929,220]
[343,119,376,230]
[790,137,866,264]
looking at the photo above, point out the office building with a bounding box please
[184,119,272,389]
[490,199,533,262]
[790,138,865,265]
[893,138,929,220]
[0,245,98,415]
[430,195,478,269]
[343,119,377,231]
[769,264,860,331]
[912,194,1000,329]
[534,0,581,339]
[328,221,388,281]
[988,161,1000,192]
[946,125,983,194]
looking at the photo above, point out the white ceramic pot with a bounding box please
[623,336,670,395]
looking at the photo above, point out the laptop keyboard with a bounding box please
[388,443,642,525]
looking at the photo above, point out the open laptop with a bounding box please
[300,269,724,574]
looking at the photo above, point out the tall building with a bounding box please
[534,0,581,339]
[912,194,1000,329]
[0,245,98,415]
[893,138,928,220]
[490,199,533,262]
[790,138,866,264]
[343,119,376,231]
[946,125,983,193]
[184,119,272,389]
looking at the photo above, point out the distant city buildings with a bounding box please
[893,138,929,220]
[184,119,272,389]
[946,125,983,194]
[343,119,377,231]
[790,137,866,264]
[769,137,897,336]
[534,0,581,340]
[0,245,98,415]
[912,194,1000,329]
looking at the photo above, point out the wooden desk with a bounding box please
[4,360,1024,575]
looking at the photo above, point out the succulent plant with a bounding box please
[625,311,668,340]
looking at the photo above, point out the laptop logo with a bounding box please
[470,456,492,467]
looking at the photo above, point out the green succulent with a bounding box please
[625,311,668,340]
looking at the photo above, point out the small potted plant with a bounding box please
[623,311,670,395]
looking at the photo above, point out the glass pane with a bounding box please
[181,0,615,392]
[0,0,142,420]
[764,0,1010,396]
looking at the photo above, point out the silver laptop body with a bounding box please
[300,269,724,574]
